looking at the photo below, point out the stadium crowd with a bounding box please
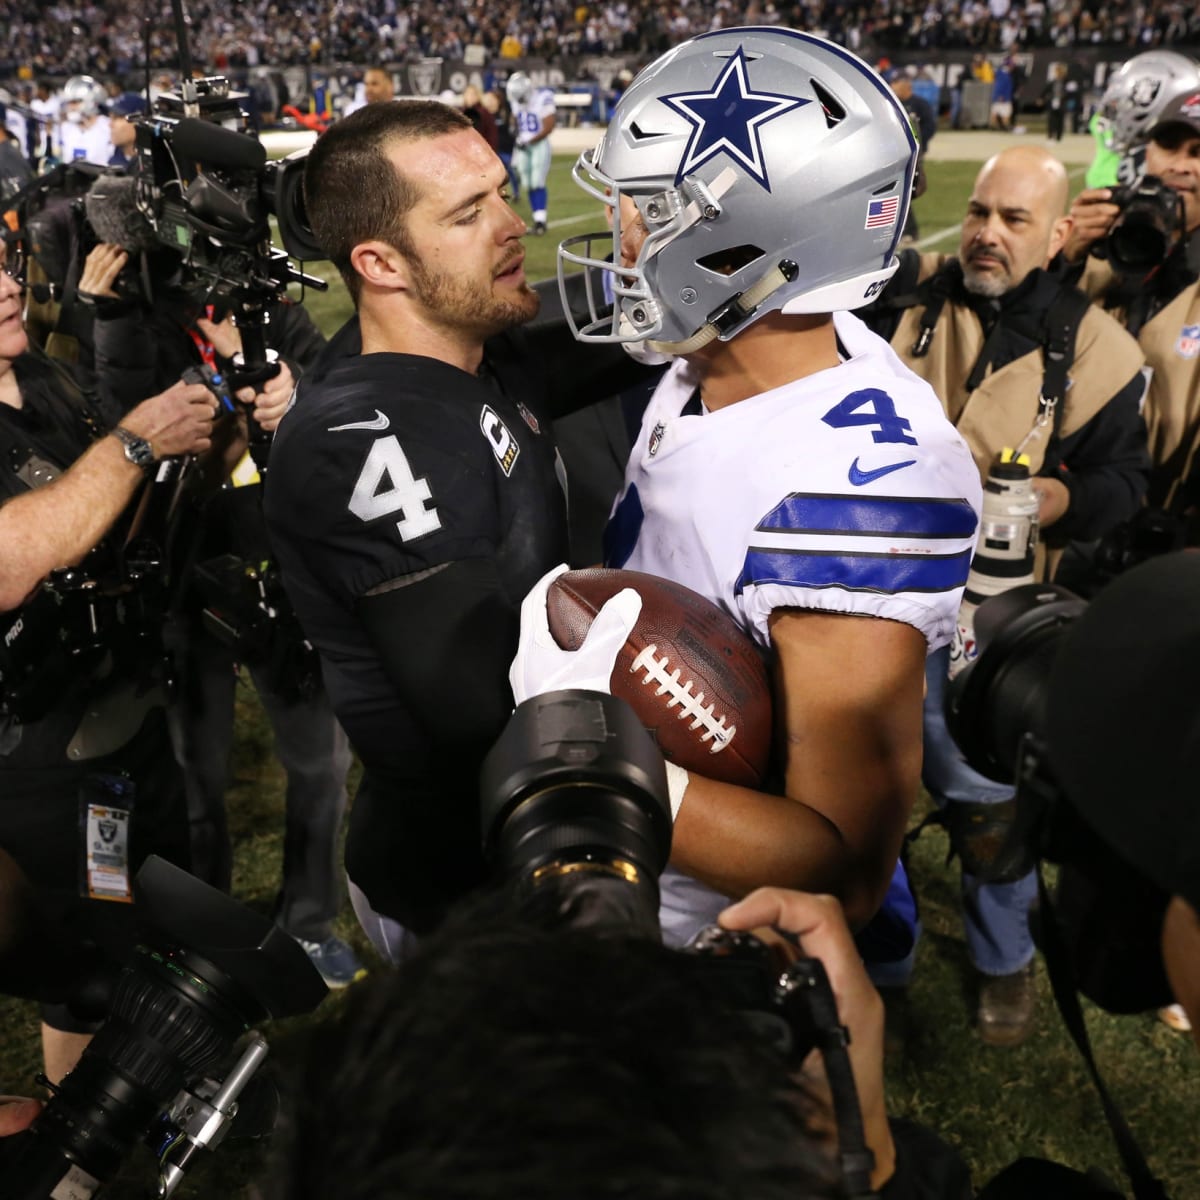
[0,16,1198,1200]
[0,0,1199,76]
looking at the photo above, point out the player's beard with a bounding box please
[409,248,539,338]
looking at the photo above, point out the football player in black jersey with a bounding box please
[264,101,645,951]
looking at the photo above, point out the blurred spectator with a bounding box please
[990,55,1015,130]
[884,66,935,242]
[107,92,144,168]
[1042,63,1068,141]
[462,84,498,150]
[1,2,1199,71]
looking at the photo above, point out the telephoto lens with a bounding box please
[948,451,1039,680]
[480,690,673,940]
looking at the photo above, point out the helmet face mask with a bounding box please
[557,29,917,352]
[1101,51,1200,155]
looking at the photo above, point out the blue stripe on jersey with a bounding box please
[756,493,978,539]
[737,547,973,595]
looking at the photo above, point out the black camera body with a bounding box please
[193,553,322,704]
[0,857,328,1200]
[0,562,167,725]
[1094,174,1185,275]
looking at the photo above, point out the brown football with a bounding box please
[546,568,773,787]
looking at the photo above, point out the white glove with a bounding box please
[510,564,644,705]
[515,133,531,148]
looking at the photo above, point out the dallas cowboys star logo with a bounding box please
[660,47,809,192]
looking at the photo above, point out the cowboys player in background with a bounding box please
[514,29,982,963]
[505,72,556,235]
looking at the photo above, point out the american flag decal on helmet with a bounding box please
[865,196,899,229]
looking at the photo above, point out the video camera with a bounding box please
[1093,174,1185,276]
[0,856,328,1199]
[5,15,325,395]
[478,690,879,1198]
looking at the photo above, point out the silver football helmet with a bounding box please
[557,28,917,353]
[1100,51,1200,154]
[506,72,533,108]
[61,74,108,120]
[1147,81,1200,139]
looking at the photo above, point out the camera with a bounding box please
[0,856,328,1199]
[948,452,1039,680]
[193,553,323,704]
[943,553,1195,1017]
[4,71,325,389]
[0,562,167,725]
[1093,174,1185,275]
[479,690,868,1173]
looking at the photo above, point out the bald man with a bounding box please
[863,145,1149,1047]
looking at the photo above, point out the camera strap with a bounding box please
[1035,866,1170,1200]
[1038,286,1088,464]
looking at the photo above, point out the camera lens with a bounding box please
[945,584,1085,782]
[1104,175,1184,275]
[481,691,672,937]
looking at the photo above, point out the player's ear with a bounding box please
[350,239,412,294]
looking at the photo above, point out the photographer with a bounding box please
[947,553,1200,1196]
[0,238,217,1083]
[1061,84,1200,515]
[863,145,1149,1046]
[80,239,365,989]
[276,882,970,1200]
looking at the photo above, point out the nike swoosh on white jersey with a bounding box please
[329,410,390,433]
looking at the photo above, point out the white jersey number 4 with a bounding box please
[349,435,442,541]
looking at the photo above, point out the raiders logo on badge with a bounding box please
[648,422,667,457]
[1177,324,1200,360]
[516,401,540,433]
[480,404,520,476]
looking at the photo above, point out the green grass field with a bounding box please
[2,155,1197,1199]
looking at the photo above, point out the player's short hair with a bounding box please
[272,900,840,1200]
[304,100,473,303]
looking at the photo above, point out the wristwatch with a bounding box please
[111,425,157,469]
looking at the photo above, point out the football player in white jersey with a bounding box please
[56,75,113,165]
[513,29,983,952]
[506,72,556,235]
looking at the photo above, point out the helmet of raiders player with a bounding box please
[1100,51,1200,154]
[61,74,108,121]
[1146,81,1200,140]
[506,72,533,108]
[557,28,917,353]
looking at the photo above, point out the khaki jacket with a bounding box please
[895,254,1145,481]
[1078,256,1200,508]
[890,254,1146,576]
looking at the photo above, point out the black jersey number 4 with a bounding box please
[348,435,443,542]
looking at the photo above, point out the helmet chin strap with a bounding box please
[647,262,794,356]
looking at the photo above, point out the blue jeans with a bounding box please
[923,646,1036,976]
